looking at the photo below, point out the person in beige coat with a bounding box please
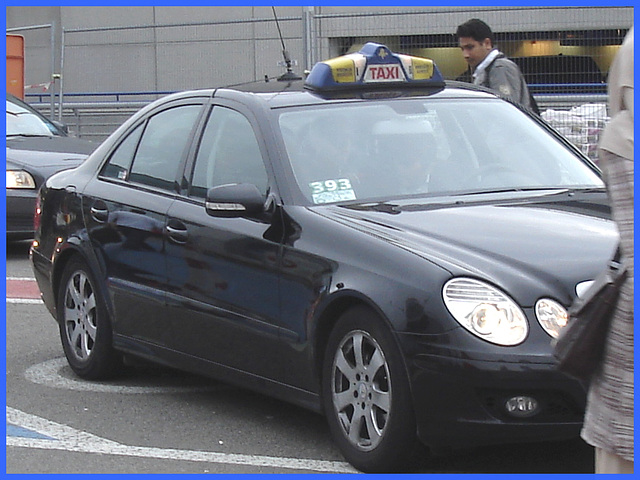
[581,26,634,474]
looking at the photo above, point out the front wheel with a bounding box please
[57,257,122,380]
[322,306,421,472]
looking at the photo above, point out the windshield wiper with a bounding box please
[7,133,53,138]
[459,187,572,196]
[566,186,607,193]
[342,202,401,214]
[459,187,523,196]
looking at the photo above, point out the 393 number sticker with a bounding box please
[309,178,357,204]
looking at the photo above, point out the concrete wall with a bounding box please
[6,6,634,96]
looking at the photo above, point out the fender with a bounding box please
[49,229,116,323]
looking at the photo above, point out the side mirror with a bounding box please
[205,183,267,218]
[52,120,69,135]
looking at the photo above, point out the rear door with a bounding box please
[84,99,205,347]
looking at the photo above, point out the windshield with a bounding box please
[278,98,604,205]
[6,99,59,137]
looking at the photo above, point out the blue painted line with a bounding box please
[6,422,55,440]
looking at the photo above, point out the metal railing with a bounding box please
[30,100,146,141]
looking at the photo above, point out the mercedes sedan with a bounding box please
[30,43,616,472]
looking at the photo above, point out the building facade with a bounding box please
[7,6,634,97]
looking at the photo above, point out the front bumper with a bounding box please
[399,331,586,450]
[7,189,37,240]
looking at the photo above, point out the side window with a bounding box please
[128,105,201,191]
[190,106,268,199]
[100,124,144,180]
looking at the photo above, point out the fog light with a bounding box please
[504,396,540,418]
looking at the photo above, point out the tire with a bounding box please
[322,305,420,473]
[57,257,122,380]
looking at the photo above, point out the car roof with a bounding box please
[145,80,501,118]
[208,78,500,110]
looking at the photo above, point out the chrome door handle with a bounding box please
[166,223,188,244]
[90,203,109,223]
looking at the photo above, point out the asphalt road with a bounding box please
[6,240,596,474]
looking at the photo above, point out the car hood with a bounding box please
[321,190,617,306]
[6,135,96,168]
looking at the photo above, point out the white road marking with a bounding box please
[8,277,357,472]
[7,298,42,304]
[25,357,226,394]
[7,407,357,473]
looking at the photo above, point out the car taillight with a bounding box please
[33,194,42,233]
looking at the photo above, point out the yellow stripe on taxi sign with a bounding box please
[410,57,435,80]
[323,56,357,83]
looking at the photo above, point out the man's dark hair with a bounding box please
[456,18,494,45]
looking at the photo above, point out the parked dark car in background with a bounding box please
[6,93,96,240]
[456,54,605,94]
[511,54,606,93]
[30,44,616,472]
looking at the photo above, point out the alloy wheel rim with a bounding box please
[63,271,98,361]
[331,330,391,451]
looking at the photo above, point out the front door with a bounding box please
[165,103,285,380]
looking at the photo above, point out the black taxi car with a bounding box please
[30,43,616,472]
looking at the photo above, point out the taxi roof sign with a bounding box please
[305,42,444,92]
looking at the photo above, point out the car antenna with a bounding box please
[272,6,302,82]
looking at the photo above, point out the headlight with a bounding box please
[7,170,36,189]
[443,278,528,346]
[535,298,568,339]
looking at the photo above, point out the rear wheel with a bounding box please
[57,257,122,379]
[322,306,420,472]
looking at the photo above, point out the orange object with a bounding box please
[6,34,25,99]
